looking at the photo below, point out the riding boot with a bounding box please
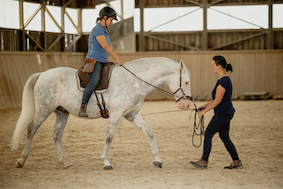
[224,160,243,169]
[79,104,88,117]
[190,158,208,169]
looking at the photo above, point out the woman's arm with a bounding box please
[96,35,124,66]
[198,101,212,110]
[198,85,226,118]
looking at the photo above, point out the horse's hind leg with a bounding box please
[52,107,72,169]
[16,112,51,168]
[125,113,162,168]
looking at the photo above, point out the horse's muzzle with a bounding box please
[177,99,191,110]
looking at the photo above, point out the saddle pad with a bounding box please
[76,62,115,94]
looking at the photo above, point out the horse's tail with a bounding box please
[11,72,41,151]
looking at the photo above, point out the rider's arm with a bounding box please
[96,35,124,66]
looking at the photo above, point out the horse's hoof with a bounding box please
[153,162,162,168]
[16,161,23,168]
[103,165,113,170]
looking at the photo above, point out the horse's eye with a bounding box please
[185,82,189,85]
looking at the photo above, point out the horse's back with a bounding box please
[40,67,77,77]
[34,67,79,109]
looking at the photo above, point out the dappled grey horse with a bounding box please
[11,57,192,170]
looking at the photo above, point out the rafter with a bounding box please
[46,7,62,32]
[27,34,44,51]
[145,33,200,50]
[24,4,42,29]
[47,33,64,51]
[65,10,79,33]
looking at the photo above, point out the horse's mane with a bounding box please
[125,57,179,69]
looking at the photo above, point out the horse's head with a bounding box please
[168,60,192,110]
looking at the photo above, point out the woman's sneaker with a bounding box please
[190,158,208,169]
[224,160,243,169]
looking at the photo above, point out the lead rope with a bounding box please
[191,102,205,148]
[192,110,205,148]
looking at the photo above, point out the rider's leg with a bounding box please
[79,62,103,117]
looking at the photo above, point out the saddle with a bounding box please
[76,62,115,119]
[76,62,115,94]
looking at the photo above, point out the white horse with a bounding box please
[11,57,192,170]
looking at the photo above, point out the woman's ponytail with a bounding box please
[226,63,233,73]
[96,17,102,23]
[213,55,233,73]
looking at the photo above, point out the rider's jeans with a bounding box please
[82,62,103,104]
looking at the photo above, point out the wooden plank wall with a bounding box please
[0,52,85,109]
[0,50,282,109]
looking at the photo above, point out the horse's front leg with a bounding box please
[101,115,121,170]
[125,113,162,168]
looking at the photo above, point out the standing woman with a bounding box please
[79,7,124,117]
[190,55,242,169]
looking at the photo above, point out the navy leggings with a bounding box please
[202,112,239,161]
[82,62,103,104]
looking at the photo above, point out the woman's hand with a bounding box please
[198,110,205,119]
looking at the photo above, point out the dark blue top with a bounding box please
[86,23,111,62]
[212,76,235,114]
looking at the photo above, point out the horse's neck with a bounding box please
[127,58,178,93]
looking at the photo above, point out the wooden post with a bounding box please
[61,1,65,51]
[202,0,208,50]
[76,8,83,52]
[268,0,273,49]
[41,0,46,51]
[19,0,26,51]
[139,0,145,52]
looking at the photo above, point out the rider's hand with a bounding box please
[116,58,124,66]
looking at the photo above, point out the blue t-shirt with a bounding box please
[86,23,111,63]
[212,76,235,114]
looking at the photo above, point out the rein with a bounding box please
[122,65,204,148]
[122,66,193,102]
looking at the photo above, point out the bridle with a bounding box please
[122,66,193,103]
[173,69,193,102]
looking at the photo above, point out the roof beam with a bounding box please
[24,4,42,29]
[145,33,200,50]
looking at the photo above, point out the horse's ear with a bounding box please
[179,59,185,72]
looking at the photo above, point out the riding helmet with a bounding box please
[99,7,118,21]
